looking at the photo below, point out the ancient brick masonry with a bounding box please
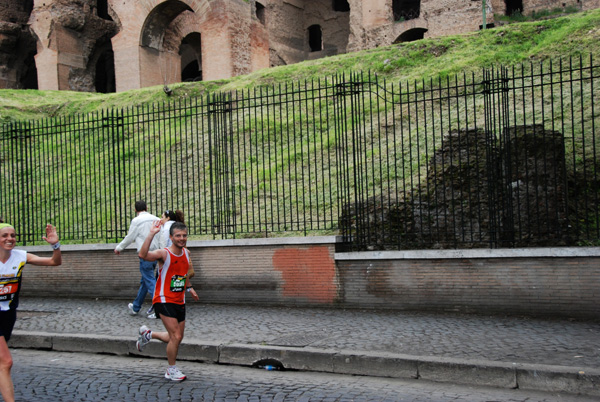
[0,0,36,89]
[2,0,598,92]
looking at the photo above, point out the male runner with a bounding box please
[136,220,198,381]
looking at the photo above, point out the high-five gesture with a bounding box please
[149,219,162,236]
[0,223,63,402]
[42,224,59,245]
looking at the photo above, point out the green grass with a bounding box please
[1,9,600,123]
[496,5,582,23]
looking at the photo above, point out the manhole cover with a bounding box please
[267,333,325,347]
[18,310,56,319]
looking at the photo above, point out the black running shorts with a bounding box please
[0,309,17,342]
[154,303,186,323]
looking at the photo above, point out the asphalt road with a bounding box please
[10,349,596,402]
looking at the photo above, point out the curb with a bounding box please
[11,331,600,397]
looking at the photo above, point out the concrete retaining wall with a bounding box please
[19,238,600,319]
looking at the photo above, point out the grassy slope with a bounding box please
[1,9,599,124]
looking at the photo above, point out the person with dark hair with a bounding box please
[114,200,160,318]
[159,209,185,248]
[0,223,62,402]
[136,220,198,381]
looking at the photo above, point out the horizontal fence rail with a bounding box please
[1,56,598,249]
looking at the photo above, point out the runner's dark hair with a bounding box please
[170,221,187,236]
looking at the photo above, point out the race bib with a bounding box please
[0,281,18,302]
[170,275,186,292]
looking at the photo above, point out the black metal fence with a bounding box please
[1,56,598,249]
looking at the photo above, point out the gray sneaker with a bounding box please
[136,325,151,352]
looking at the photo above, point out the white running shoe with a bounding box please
[147,312,156,319]
[136,325,151,352]
[165,366,186,382]
[128,303,138,315]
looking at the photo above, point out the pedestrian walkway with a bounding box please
[11,297,600,397]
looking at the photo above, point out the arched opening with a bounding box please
[9,1,37,89]
[20,51,38,89]
[393,28,427,43]
[180,33,202,82]
[97,0,112,21]
[95,47,115,93]
[140,1,194,49]
[182,60,201,81]
[139,1,195,88]
[256,2,266,25]
[393,0,421,21]
[332,0,350,12]
[505,0,523,15]
[308,25,322,52]
[393,28,428,43]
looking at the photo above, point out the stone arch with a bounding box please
[140,1,194,49]
[160,10,206,84]
[137,0,211,19]
[393,27,428,43]
[138,1,204,88]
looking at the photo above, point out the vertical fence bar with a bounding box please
[498,67,514,247]
[483,68,497,247]
[20,121,30,243]
[589,54,599,241]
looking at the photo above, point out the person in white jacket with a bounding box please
[114,200,160,318]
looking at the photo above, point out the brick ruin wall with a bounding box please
[0,0,600,92]
[0,0,35,89]
[1,0,599,91]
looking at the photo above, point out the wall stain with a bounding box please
[273,246,337,303]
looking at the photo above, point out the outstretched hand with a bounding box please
[149,219,162,235]
[42,224,59,245]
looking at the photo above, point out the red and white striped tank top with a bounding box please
[152,247,190,305]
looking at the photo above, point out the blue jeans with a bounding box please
[132,258,157,313]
